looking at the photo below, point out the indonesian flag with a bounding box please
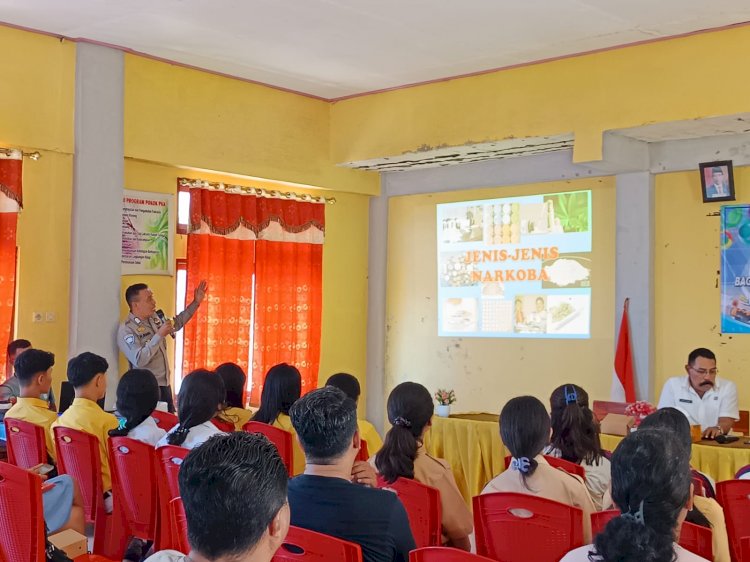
[612,298,636,402]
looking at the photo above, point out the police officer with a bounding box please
[117,280,207,412]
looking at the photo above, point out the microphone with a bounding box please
[155,309,175,339]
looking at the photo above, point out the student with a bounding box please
[374,382,472,551]
[157,369,225,450]
[147,432,290,562]
[482,395,595,542]
[216,362,253,431]
[561,429,708,562]
[638,408,730,562]
[109,368,166,446]
[545,384,611,510]
[326,372,383,455]
[288,387,415,562]
[52,352,119,511]
[0,338,56,409]
[252,363,304,474]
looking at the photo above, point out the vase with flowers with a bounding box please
[434,389,456,417]
[624,400,657,428]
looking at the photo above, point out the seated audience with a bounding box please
[326,372,383,455]
[157,369,225,450]
[482,395,594,542]
[287,386,416,562]
[374,381,472,551]
[252,363,305,474]
[51,352,119,511]
[561,429,708,562]
[147,432,290,562]
[0,338,56,408]
[109,368,166,446]
[216,362,253,430]
[5,348,58,463]
[638,407,730,562]
[544,384,611,510]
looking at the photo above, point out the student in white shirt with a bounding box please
[657,347,738,439]
[110,368,167,447]
[157,369,226,450]
[545,384,611,510]
[561,429,709,562]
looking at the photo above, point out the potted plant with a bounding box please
[434,389,456,417]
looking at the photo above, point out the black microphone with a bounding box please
[155,309,175,339]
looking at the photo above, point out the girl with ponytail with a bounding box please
[561,429,707,562]
[482,396,595,542]
[545,384,611,509]
[109,369,166,446]
[374,382,473,551]
[156,369,226,449]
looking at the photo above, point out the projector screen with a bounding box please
[437,190,592,338]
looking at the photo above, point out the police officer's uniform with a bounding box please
[117,300,199,412]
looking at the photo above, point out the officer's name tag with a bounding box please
[679,398,693,404]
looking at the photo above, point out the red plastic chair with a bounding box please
[53,426,122,559]
[273,526,363,562]
[473,492,584,562]
[679,521,712,560]
[377,476,442,548]
[741,536,750,561]
[503,455,586,481]
[155,445,189,551]
[108,437,159,544]
[243,421,294,477]
[356,439,369,462]
[151,410,178,432]
[0,460,116,562]
[4,418,47,469]
[409,547,497,562]
[717,480,750,562]
[590,509,618,536]
[170,497,189,555]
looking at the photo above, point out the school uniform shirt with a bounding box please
[657,376,739,430]
[273,413,306,475]
[543,446,612,511]
[412,444,473,542]
[51,398,120,491]
[560,543,709,562]
[482,454,595,543]
[127,416,167,447]
[359,418,384,456]
[156,420,224,450]
[220,406,253,431]
[693,495,731,562]
[145,551,186,561]
[5,397,58,462]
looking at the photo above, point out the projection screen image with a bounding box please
[437,190,592,338]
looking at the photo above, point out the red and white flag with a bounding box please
[612,298,636,402]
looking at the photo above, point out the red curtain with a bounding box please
[0,152,22,382]
[183,181,324,401]
[251,241,323,404]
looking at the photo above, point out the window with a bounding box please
[174,259,187,391]
[177,182,190,235]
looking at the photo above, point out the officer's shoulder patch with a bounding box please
[124,334,135,345]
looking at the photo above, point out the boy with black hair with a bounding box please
[0,338,57,408]
[325,372,383,455]
[148,432,290,562]
[51,352,119,509]
[287,386,415,562]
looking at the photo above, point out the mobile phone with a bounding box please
[33,463,55,475]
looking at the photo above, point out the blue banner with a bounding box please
[721,205,750,333]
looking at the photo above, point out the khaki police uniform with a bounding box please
[117,301,199,412]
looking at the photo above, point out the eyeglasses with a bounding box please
[690,367,718,376]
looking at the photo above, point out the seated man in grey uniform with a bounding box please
[117,281,207,413]
[0,339,57,409]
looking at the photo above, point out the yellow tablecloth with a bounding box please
[601,433,750,482]
[424,413,504,507]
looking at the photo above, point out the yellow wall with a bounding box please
[386,178,615,416]
[124,55,379,196]
[655,166,750,410]
[122,159,370,408]
[330,25,750,164]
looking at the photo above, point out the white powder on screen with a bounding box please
[544,259,590,287]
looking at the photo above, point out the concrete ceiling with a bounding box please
[2,1,750,99]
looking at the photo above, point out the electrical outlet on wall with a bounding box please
[45,312,56,322]
[32,312,43,323]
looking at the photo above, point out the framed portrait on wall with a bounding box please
[700,160,735,203]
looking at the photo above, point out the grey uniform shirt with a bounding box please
[117,301,200,386]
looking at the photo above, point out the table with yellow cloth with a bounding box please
[600,433,750,483]
[424,413,505,507]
